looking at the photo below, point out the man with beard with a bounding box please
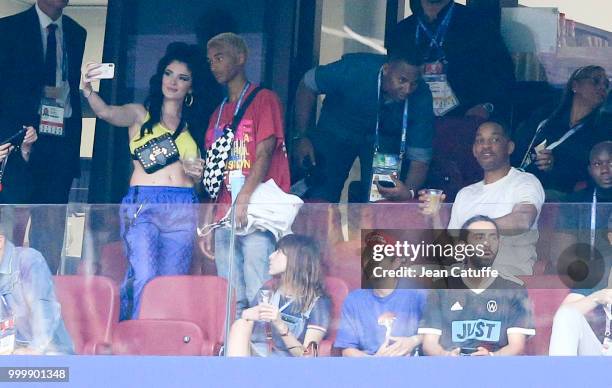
[419,215,535,356]
[420,120,545,276]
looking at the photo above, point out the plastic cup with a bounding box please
[182,157,204,177]
[259,290,272,305]
[427,189,443,214]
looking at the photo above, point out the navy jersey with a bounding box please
[419,277,535,352]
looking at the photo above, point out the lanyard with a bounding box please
[547,123,585,151]
[375,68,409,161]
[214,81,251,130]
[590,188,597,250]
[416,3,455,59]
[604,303,611,338]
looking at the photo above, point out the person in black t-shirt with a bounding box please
[419,215,535,356]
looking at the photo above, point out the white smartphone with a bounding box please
[91,63,115,80]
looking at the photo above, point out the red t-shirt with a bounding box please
[205,84,290,219]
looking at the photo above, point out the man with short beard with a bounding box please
[419,215,534,356]
[420,120,544,276]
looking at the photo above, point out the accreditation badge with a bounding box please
[423,61,459,117]
[369,152,400,203]
[39,86,67,137]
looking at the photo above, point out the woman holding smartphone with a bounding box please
[226,234,331,357]
[82,42,208,320]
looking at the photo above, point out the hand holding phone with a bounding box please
[377,180,396,188]
[0,127,27,146]
[83,63,115,83]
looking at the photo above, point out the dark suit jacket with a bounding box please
[0,6,86,203]
[389,2,515,117]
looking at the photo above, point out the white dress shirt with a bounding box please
[35,2,72,117]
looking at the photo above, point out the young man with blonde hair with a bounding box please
[200,33,290,317]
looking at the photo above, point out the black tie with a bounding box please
[45,24,57,87]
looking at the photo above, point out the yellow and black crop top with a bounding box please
[129,113,198,160]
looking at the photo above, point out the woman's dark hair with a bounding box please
[458,215,499,242]
[547,65,606,124]
[139,42,208,139]
[274,234,327,314]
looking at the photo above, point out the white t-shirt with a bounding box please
[448,167,545,275]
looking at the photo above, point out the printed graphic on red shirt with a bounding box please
[205,86,290,216]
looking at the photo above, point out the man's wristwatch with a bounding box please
[483,103,495,114]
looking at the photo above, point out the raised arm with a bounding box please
[81,63,146,128]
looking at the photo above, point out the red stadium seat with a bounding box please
[326,240,362,291]
[99,241,128,285]
[54,275,119,354]
[139,275,232,356]
[111,320,205,355]
[318,277,349,356]
[524,275,569,355]
[534,203,561,275]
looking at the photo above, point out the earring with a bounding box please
[185,93,194,107]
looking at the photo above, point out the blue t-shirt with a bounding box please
[334,288,426,355]
[313,53,434,163]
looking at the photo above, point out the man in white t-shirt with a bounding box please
[421,120,544,275]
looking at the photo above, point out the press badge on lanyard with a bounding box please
[417,3,459,116]
[369,68,409,203]
[214,82,251,202]
[39,43,69,137]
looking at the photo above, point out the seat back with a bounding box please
[99,241,128,285]
[525,276,569,355]
[427,117,484,201]
[292,201,343,255]
[111,320,204,355]
[326,241,362,291]
[324,277,349,342]
[53,275,119,354]
[139,275,230,346]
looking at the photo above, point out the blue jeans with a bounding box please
[119,186,197,320]
[214,228,275,318]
